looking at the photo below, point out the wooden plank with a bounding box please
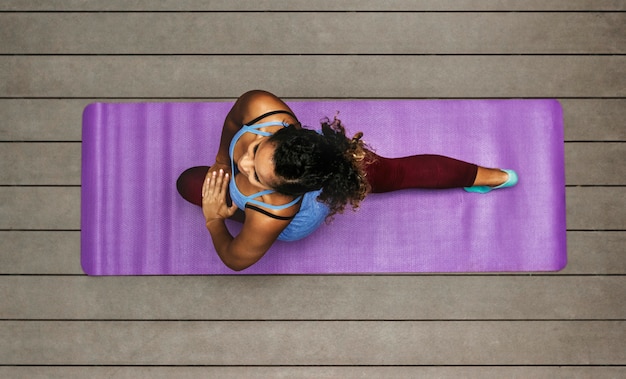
[2,13,623,54]
[0,143,80,185]
[2,99,625,143]
[565,143,626,185]
[1,320,623,365]
[2,277,624,320]
[2,142,623,186]
[0,187,80,230]
[1,0,624,11]
[0,99,92,142]
[1,56,624,98]
[567,187,626,230]
[561,231,626,274]
[1,231,624,275]
[562,99,626,142]
[0,231,82,274]
[1,366,624,379]
[1,187,622,230]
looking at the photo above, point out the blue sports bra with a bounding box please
[228,111,330,241]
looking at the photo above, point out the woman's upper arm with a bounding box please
[222,209,292,271]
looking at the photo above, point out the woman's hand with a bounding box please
[202,169,238,226]
[208,162,230,176]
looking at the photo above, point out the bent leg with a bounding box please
[176,166,210,206]
[364,152,478,193]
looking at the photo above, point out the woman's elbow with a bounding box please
[222,254,259,272]
[219,238,271,271]
[227,262,251,272]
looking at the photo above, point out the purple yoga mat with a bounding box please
[81,100,566,275]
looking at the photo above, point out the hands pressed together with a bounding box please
[202,168,238,227]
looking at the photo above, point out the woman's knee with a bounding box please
[176,166,210,206]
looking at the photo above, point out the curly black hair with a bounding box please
[268,117,370,217]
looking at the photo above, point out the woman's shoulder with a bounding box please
[239,90,285,107]
[237,90,297,124]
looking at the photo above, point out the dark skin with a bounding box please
[202,90,303,271]
[202,90,510,271]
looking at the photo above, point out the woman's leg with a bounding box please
[176,166,210,206]
[364,151,509,193]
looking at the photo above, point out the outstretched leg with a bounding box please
[364,151,513,193]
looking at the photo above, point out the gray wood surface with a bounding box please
[1,366,625,379]
[2,13,623,54]
[2,276,624,319]
[0,2,624,377]
[1,0,625,11]
[2,56,625,98]
[2,321,624,365]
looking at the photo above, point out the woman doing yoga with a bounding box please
[177,90,518,271]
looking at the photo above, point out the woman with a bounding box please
[177,90,518,271]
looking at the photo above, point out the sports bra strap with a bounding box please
[241,123,279,137]
[246,189,274,198]
[244,110,298,126]
[246,193,303,210]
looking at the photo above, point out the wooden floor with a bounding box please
[1,1,625,378]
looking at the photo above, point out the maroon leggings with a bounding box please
[363,151,478,193]
[177,166,211,206]
[176,153,478,205]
